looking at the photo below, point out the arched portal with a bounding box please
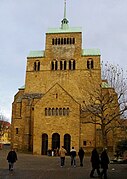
[52,133,60,150]
[42,133,48,155]
[64,134,71,155]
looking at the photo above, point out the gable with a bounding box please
[35,83,80,109]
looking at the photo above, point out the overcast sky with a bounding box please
[0,0,127,122]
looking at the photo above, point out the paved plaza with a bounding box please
[0,149,127,179]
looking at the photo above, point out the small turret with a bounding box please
[61,0,69,30]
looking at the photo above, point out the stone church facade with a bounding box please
[11,5,116,155]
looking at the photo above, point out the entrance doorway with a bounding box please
[42,133,48,155]
[52,133,60,150]
[64,134,71,155]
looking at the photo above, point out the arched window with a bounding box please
[67,108,69,116]
[56,108,59,116]
[52,108,55,116]
[59,108,62,116]
[87,58,94,69]
[45,108,48,116]
[63,108,66,116]
[48,108,51,116]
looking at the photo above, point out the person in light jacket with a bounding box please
[59,146,67,167]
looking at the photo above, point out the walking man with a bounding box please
[59,146,67,167]
[7,148,17,171]
[70,147,76,167]
[78,147,85,167]
[100,148,110,179]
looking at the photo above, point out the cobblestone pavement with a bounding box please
[0,149,127,179]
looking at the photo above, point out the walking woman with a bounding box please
[90,148,100,178]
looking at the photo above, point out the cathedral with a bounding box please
[11,2,116,155]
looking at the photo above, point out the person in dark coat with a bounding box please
[7,148,17,171]
[90,148,100,178]
[100,148,109,179]
[78,147,85,166]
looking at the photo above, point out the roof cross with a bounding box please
[64,0,67,19]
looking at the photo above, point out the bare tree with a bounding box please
[82,62,127,148]
[0,113,9,140]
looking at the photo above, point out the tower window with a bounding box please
[55,38,57,45]
[72,38,75,44]
[52,37,75,45]
[16,128,19,134]
[51,60,58,70]
[58,38,60,45]
[55,61,58,70]
[64,38,66,44]
[69,59,75,70]
[60,61,63,70]
[52,39,55,45]
[64,60,67,70]
[51,61,54,70]
[61,38,63,45]
[87,58,94,69]
[34,61,40,71]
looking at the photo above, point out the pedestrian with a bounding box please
[90,148,100,178]
[7,148,17,171]
[59,146,67,167]
[100,148,110,179]
[70,146,76,167]
[78,147,85,167]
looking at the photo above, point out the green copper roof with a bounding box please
[27,50,45,58]
[18,85,25,90]
[82,49,101,56]
[101,81,111,88]
[47,27,82,34]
